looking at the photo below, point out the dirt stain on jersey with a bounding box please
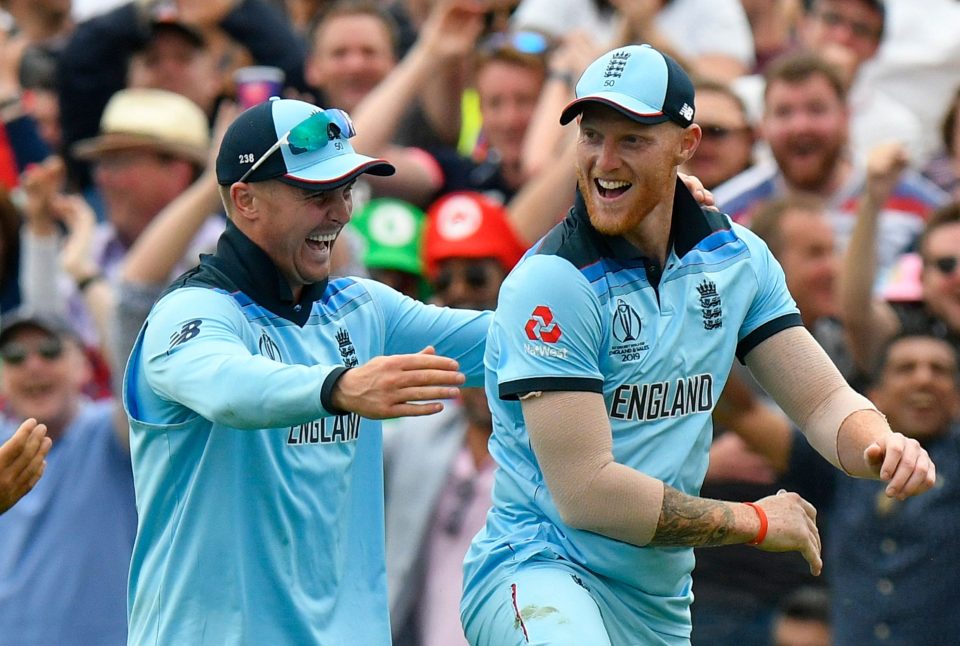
[514,605,566,630]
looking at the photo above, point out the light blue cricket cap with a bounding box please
[217,97,395,190]
[559,44,696,128]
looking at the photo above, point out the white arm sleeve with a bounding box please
[744,326,880,471]
[521,390,665,546]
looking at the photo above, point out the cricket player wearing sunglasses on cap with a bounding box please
[123,98,491,645]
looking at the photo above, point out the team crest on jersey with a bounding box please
[609,299,649,363]
[697,280,723,330]
[258,331,282,361]
[336,328,358,367]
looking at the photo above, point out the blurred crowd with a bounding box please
[0,0,959,644]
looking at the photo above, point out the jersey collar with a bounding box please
[205,219,328,326]
[572,177,720,260]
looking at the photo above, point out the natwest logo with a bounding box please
[524,305,562,343]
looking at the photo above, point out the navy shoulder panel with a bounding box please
[158,256,236,301]
[535,209,605,271]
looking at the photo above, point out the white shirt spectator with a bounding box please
[511,0,755,67]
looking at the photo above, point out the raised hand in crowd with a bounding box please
[838,141,910,374]
[350,0,486,206]
[609,0,665,48]
[0,418,51,515]
[53,194,102,293]
[865,141,911,206]
[19,155,65,237]
[522,30,602,177]
[609,0,748,81]
[419,0,488,62]
[21,157,103,304]
[52,193,114,359]
[151,0,241,28]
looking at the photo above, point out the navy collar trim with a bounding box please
[203,220,328,326]
[571,177,716,261]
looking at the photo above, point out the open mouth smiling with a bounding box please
[596,178,631,198]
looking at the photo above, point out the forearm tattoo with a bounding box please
[650,485,736,547]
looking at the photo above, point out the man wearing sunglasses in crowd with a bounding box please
[679,78,754,192]
[0,311,137,644]
[841,142,960,378]
[122,97,490,645]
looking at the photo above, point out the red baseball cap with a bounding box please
[423,192,527,277]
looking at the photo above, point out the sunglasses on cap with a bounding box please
[927,255,960,276]
[238,108,357,184]
[479,30,549,56]
[0,337,65,365]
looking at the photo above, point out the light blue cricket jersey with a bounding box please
[123,221,489,645]
[462,183,802,639]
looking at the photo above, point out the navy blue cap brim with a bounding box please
[276,155,395,191]
[560,96,676,126]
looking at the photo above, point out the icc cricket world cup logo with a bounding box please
[612,299,642,343]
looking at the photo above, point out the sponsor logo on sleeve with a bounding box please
[523,305,567,359]
[524,305,562,343]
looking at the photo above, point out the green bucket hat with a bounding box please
[349,198,427,276]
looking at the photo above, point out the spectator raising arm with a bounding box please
[521,31,599,179]
[838,142,909,375]
[109,103,238,397]
[351,0,485,206]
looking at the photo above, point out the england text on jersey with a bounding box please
[288,413,361,444]
[608,374,714,422]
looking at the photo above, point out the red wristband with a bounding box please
[744,502,768,546]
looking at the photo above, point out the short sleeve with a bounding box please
[492,255,605,399]
[735,225,802,361]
